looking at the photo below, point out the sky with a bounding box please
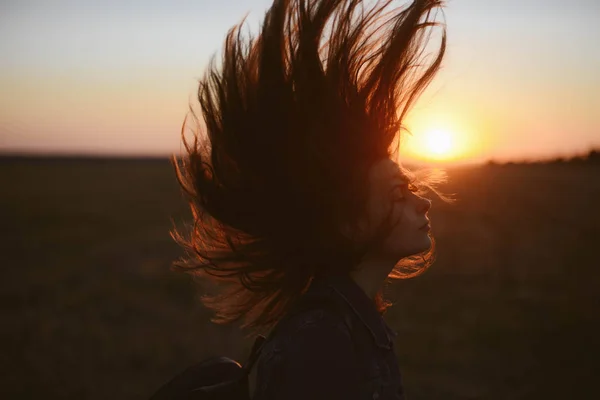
[1,0,599,164]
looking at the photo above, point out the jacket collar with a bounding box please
[309,273,397,350]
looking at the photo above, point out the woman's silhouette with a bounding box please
[170,0,449,398]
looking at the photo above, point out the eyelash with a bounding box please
[393,183,418,201]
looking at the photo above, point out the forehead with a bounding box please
[369,159,407,182]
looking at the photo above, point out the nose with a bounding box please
[417,196,432,214]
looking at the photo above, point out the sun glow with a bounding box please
[399,108,486,164]
[405,127,459,161]
[425,129,453,155]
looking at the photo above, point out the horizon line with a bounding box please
[1,148,599,167]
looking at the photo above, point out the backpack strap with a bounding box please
[242,334,267,375]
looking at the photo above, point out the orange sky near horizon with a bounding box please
[1,0,598,165]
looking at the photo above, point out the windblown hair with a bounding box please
[170,0,448,334]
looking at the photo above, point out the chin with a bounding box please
[416,234,433,254]
[398,234,432,258]
[382,231,433,259]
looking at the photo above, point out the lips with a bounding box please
[419,221,430,229]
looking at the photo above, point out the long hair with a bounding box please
[170,0,448,334]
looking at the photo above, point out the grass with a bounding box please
[1,157,598,399]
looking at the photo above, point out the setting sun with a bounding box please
[401,111,481,164]
[425,129,453,156]
[404,126,462,162]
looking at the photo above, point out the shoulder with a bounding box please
[254,300,361,400]
[285,304,352,349]
[277,295,353,348]
[259,301,352,361]
[257,283,377,369]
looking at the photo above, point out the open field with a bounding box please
[1,157,599,399]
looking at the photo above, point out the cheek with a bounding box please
[391,202,406,227]
[390,213,411,240]
[384,204,417,244]
[366,194,394,233]
[380,220,412,257]
[385,205,411,241]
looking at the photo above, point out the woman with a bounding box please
[170,0,450,398]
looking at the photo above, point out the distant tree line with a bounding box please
[486,149,600,166]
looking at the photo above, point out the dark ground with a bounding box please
[1,157,599,399]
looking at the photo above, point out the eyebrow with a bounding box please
[389,180,408,193]
[389,173,412,193]
[393,173,410,184]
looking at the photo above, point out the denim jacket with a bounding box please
[251,273,405,400]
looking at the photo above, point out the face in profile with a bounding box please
[350,158,432,262]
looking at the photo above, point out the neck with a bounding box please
[349,257,395,300]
